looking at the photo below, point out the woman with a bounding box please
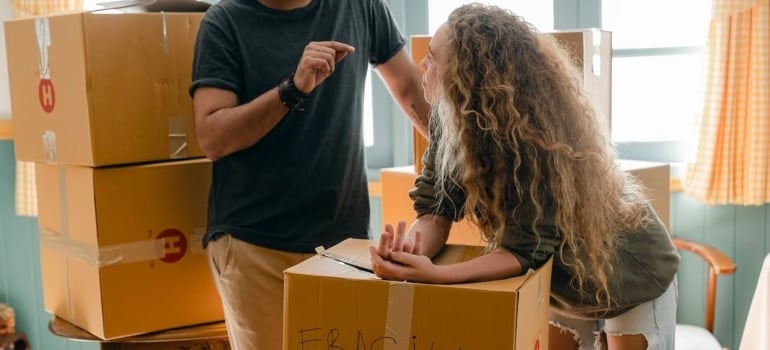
[369,4,680,350]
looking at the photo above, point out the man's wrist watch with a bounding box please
[278,74,309,111]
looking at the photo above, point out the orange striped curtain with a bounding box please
[10,0,83,217]
[684,0,770,205]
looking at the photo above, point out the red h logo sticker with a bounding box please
[38,78,55,113]
[157,228,188,263]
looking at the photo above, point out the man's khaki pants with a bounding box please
[207,235,313,350]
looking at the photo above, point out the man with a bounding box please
[189,0,430,349]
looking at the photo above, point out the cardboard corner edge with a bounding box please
[514,257,553,350]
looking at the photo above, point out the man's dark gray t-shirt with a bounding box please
[189,0,405,252]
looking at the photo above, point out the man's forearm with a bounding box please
[196,87,289,160]
[376,49,431,139]
[394,81,431,139]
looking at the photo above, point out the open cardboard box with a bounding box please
[284,238,552,350]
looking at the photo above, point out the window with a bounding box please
[367,1,712,167]
[603,0,712,144]
[428,0,554,34]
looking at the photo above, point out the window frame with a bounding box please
[591,0,707,162]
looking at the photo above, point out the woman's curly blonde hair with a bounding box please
[431,4,649,307]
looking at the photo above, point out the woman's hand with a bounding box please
[375,221,423,259]
[369,247,444,283]
[371,220,440,282]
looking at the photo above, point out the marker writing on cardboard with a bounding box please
[297,327,463,350]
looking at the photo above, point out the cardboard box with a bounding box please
[408,36,431,174]
[380,161,670,246]
[409,30,611,173]
[50,316,230,349]
[5,12,204,166]
[619,160,671,228]
[35,159,223,339]
[284,239,552,350]
[549,30,612,132]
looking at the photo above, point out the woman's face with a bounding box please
[419,23,449,104]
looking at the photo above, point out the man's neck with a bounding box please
[257,0,312,10]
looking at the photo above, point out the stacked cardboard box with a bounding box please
[5,11,204,166]
[4,10,223,340]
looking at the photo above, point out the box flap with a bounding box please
[320,237,376,271]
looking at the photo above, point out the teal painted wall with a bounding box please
[672,193,769,350]
[0,141,97,350]
[1,138,768,350]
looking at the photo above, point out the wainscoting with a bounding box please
[671,193,770,349]
[0,141,97,349]
[1,139,767,350]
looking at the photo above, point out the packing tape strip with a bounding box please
[39,228,210,267]
[57,166,73,320]
[168,116,188,159]
[161,11,168,54]
[40,228,206,267]
[34,17,50,79]
[42,130,57,163]
[384,282,415,350]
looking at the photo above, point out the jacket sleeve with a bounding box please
[409,141,466,222]
[500,222,560,271]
